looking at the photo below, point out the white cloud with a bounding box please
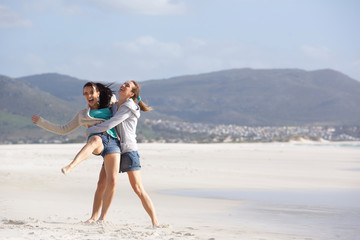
[114,36,183,58]
[84,0,187,15]
[61,6,83,15]
[0,5,32,28]
[21,0,186,16]
[349,60,360,80]
[23,53,47,73]
[23,0,84,15]
[301,45,333,60]
[73,56,105,69]
[109,37,272,80]
[351,60,360,68]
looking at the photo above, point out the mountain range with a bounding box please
[141,68,360,126]
[1,68,359,143]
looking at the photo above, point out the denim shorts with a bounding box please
[120,151,141,173]
[89,132,121,158]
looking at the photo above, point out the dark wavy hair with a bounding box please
[83,82,115,108]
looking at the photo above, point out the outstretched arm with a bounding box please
[86,106,132,134]
[32,112,81,135]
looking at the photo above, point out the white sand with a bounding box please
[1,142,360,240]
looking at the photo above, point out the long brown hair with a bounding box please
[130,80,153,112]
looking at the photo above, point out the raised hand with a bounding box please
[31,115,40,124]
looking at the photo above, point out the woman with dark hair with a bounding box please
[32,82,116,135]
[31,82,121,221]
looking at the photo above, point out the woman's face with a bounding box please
[83,86,100,109]
[118,81,135,99]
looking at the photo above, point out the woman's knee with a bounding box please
[88,135,102,147]
[132,183,145,197]
[106,174,118,189]
[127,171,145,197]
[89,135,104,154]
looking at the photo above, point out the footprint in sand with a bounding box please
[5,220,26,225]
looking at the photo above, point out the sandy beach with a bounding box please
[1,142,360,240]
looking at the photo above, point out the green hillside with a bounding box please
[0,110,31,130]
[0,75,85,143]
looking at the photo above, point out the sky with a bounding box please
[0,0,359,83]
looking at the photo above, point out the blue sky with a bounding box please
[1,0,359,82]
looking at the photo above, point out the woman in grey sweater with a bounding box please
[85,80,159,227]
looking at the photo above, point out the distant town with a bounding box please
[139,119,360,143]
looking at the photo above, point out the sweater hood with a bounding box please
[123,98,140,118]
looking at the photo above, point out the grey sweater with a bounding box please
[86,99,140,153]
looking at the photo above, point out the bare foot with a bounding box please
[96,219,106,225]
[84,218,96,224]
[61,165,73,175]
[152,220,159,228]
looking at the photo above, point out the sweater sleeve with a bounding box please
[86,106,132,134]
[36,112,81,135]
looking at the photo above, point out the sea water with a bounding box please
[162,189,360,240]
[162,142,360,240]
[163,189,360,208]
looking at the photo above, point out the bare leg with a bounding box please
[62,135,104,174]
[86,166,106,223]
[127,170,159,227]
[98,153,120,221]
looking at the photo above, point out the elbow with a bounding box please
[59,127,75,135]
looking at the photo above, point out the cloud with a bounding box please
[0,5,32,28]
[301,45,333,60]
[23,53,47,72]
[351,60,360,68]
[349,60,360,80]
[23,0,84,15]
[84,0,187,15]
[20,0,186,16]
[114,36,183,58]
[110,36,272,80]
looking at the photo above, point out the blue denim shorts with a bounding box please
[120,151,141,173]
[89,132,121,158]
